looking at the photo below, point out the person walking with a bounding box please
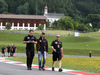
[12,44,16,57]
[1,45,6,57]
[10,44,14,57]
[7,44,11,57]
[51,35,63,72]
[37,32,48,71]
[23,30,37,70]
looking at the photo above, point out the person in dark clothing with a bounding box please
[10,44,14,57]
[23,30,37,70]
[37,32,48,71]
[51,35,63,72]
[12,45,16,57]
[7,44,11,57]
[1,45,5,57]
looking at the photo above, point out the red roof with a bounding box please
[0,14,46,20]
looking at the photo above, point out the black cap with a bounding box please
[41,32,45,35]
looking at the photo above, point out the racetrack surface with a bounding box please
[0,57,99,75]
[0,61,75,75]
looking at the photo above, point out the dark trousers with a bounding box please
[26,51,34,68]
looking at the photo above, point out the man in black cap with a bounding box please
[23,30,37,70]
[51,35,63,72]
[37,32,48,71]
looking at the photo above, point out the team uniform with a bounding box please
[12,46,16,53]
[37,36,48,70]
[2,47,5,54]
[7,46,11,53]
[24,35,37,69]
[51,40,62,61]
[37,37,48,52]
[10,46,14,56]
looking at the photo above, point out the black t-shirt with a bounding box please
[24,35,37,51]
[12,47,16,51]
[7,46,11,51]
[2,47,5,52]
[51,40,62,53]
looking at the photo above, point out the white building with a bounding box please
[44,6,65,27]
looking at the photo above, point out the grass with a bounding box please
[6,56,100,73]
[0,32,100,56]
[0,30,73,35]
[0,30,100,56]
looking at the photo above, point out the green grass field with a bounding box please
[0,30,73,35]
[6,57,100,73]
[0,30,100,56]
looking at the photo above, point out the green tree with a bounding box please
[16,8,21,14]
[38,24,44,31]
[17,2,29,14]
[57,16,74,30]
[2,0,100,25]
[85,14,100,28]
[2,11,9,14]
[0,0,8,13]
[77,24,85,32]
[5,23,11,30]
[46,20,50,27]
[52,20,58,29]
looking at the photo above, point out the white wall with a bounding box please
[47,18,59,27]
[0,22,46,30]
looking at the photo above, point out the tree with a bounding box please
[2,11,9,14]
[5,23,11,30]
[38,24,44,31]
[16,8,21,14]
[85,14,100,28]
[77,24,85,32]
[57,16,74,30]
[46,20,50,27]
[0,0,8,13]
[17,2,29,14]
[2,0,100,26]
[52,20,58,29]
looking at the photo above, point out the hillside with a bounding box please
[0,0,100,22]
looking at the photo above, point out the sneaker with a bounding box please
[39,68,42,71]
[42,67,45,71]
[52,67,55,71]
[27,67,30,70]
[27,67,32,70]
[30,68,32,70]
[59,68,63,72]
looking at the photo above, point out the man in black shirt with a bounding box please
[1,45,5,57]
[37,32,48,70]
[51,35,63,72]
[7,44,11,57]
[23,30,37,70]
[12,45,16,57]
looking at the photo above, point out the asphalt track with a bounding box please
[0,61,75,75]
[1,52,100,57]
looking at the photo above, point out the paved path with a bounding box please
[0,57,99,75]
[0,52,100,58]
[0,61,74,75]
[0,57,75,75]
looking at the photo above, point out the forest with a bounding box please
[0,0,100,31]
